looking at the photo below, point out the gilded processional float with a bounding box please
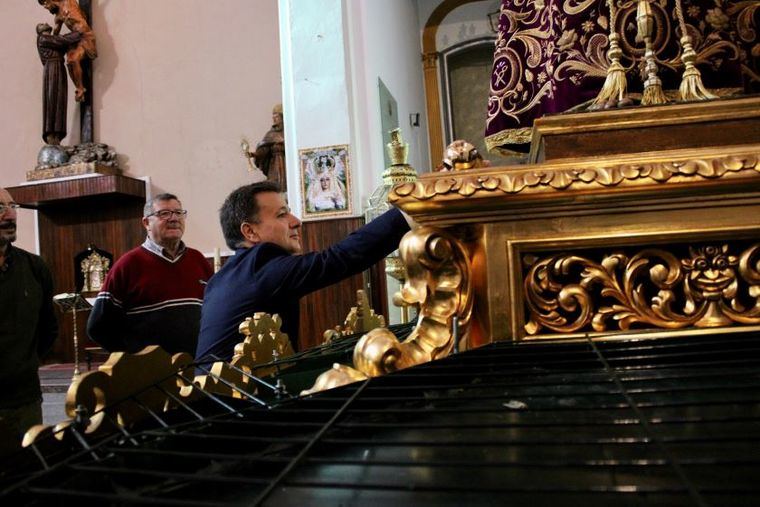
[9,0,760,442]
[2,1,760,504]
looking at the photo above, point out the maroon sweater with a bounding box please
[87,243,212,354]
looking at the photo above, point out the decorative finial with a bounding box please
[387,128,409,167]
[381,128,418,185]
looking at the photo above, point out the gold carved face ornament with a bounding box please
[682,245,738,301]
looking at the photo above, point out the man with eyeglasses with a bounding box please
[87,193,213,354]
[0,187,58,442]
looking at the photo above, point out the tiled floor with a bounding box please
[39,362,100,426]
[41,392,66,426]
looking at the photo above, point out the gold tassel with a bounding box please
[590,0,628,110]
[674,0,717,102]
[591,33,628,109]
[678,35,718,100]
[641,80,667,105]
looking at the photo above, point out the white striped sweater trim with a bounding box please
[95,292,123,307]
[125,298,204,315]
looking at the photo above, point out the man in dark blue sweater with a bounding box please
[196,181,411,361]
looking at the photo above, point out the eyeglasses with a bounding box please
[0,203,20,215]
[146,209,188,220]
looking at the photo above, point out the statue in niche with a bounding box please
[244,104,287,192]
[36,23,81,146]
[75,244,112,294]
[37,0,98,103]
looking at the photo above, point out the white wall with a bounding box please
[416,0,499,52]
[0,0,282,255]
[346,0,429,323]
[346,0,430,192]
[416,0,501,51]
[279,0,352,218]
[279,0,429,321]
[280,0,430,221]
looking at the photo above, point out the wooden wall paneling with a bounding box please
[296,217,390,352]
[38,196,146,364]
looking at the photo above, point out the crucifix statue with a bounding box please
[32,0,120,180]
[37,0,96,145]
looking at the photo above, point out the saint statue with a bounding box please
[248,104,287,192]
[36,23,81,145]
[37,0,98,103]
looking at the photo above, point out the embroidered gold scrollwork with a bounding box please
[524,242,760,335]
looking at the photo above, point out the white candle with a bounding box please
[213,247,221,272]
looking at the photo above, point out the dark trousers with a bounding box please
[0,399,43,451]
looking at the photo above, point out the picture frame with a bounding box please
[298,144,352,219]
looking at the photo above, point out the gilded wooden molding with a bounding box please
[191,313,294,397]
[524,242,760,335]
[323,290,386,344]
[23,346,193,446]
[23,314,294,447]
[302,226,473,395]
[391,149,760,203]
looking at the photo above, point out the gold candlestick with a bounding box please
[53,293,92,381]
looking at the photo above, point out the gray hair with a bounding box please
[144,193,180,217]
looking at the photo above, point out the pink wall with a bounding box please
[0,0,282,254]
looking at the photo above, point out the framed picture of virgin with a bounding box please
[298,144,353,219]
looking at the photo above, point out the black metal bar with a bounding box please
[587,338,710,507]
[69,464,271,485]
[110,446,293,464]
[66,424,101,462]
[452,315,459,354]
[28,442,50,471]
[191,365,270,406]
[136,430,312,445]
[153,380,221,420]
[205,354,298,399]
[251,379,372,506]
[24,487,229,506]
[131,396,171,429]
[102,411,140,447]
[261,479,703,495]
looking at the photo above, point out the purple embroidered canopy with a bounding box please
[485,0,760,155]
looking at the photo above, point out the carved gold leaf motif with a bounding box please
[302,226,473,396]
[390,152,760,202]
[525,242,760,335]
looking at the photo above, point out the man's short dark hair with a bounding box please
[220,181,282,250]
[144,193,180,217]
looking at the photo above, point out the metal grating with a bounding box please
[2,329,760,506]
